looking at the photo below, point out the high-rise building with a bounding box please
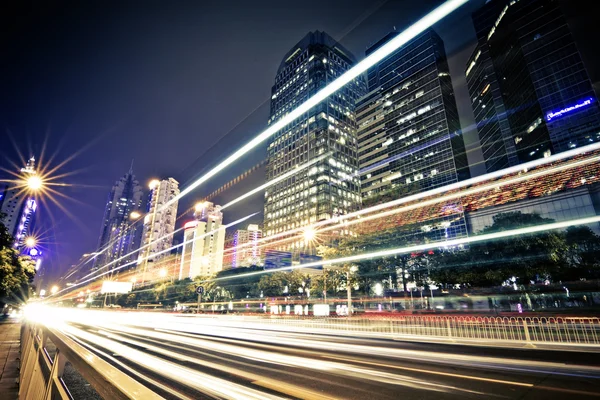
[0,157,38,250]
[467,0,600,173]
[357,29,470,241]
[264,31,365,250]
[178,202,226,279]
[140,178,179,263]
[94,165,144,271]
[232,224,263,268]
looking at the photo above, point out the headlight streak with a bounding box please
[50,212,258,298]
[204,215,600,284]
[27,307,600,384]
[94,328,477,395]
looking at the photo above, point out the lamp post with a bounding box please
[347,265,358,316]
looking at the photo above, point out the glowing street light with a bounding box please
[195,202,207,212]
[50,285,59,295]
[148,179,160,190]
[159,269,167,278]
[25,236,36,248]
[26,175,43,191]
[374,283,384,296]
[303,227,316,242]
[130,276,137,283]
[130,211,142,219]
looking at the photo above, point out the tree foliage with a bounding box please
[0,217,36,303]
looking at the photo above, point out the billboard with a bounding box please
[299,253,323,270]
[101,281,133,294]
[264,250,292,270]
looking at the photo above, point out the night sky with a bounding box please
[1,0,596,285]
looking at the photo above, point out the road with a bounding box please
[30,310,600,399]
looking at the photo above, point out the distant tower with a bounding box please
[140,178,179,263]
[0,156,38,250]
[232,224,263,268]
[178,202,226,279]
[94,165,143,271]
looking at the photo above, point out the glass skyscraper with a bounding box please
[264,31,364,250]
[467,0,600,173]
[94,165,144,271]
[357,29,470,242]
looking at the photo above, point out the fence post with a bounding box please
[446,319,453,340]
[522,319,535,347]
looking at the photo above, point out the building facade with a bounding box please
[357,29,470,242]
[178,202,226,279]
[140,178,179,263]
[94,165,144,271]
[232,224,263,268]
[467,0,600,172]
[264,31,365,251]
[0,157,38,251]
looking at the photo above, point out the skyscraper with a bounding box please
[264,31,364,250]
[467,0,600,173]
[178,202,226,279]
[232,224,263,268]
[140,178,179,263]
[357,29,470,241]
[94,164,144,271]
[0,157,38,250]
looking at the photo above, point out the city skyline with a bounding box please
[2,0,599,283]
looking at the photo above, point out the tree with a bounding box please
[214,266,263,299]
[563,226,600,280]
[0,216,36,303]
[257,270,308,297]
[428,212,568,288]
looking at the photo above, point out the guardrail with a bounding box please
[260,315,600,345]
[19,321,163,400]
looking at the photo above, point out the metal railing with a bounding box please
[19,322,163,400]
[257,315,600,346]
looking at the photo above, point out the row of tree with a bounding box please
[115,212,600,307]
[0,216,36,307]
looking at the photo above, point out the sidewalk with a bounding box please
[0,318,21,399]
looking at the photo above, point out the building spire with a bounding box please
[129,159,134,174]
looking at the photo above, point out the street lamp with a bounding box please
[159,269,167,278]
[27,175,43,191]
[25,236,36,248]
[303,227,316,242]
[50,285,59,295]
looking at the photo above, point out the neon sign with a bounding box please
[546,97,595,122]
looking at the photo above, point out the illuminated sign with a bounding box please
[546,98,595,122]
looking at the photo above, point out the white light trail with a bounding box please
[206,216,600,283]
[164,0,469,209]
[220,143,600,253]
[50,212,258,298]
[221,152,331,210]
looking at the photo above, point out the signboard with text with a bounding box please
[299,253,323,270]
[264,250,292,270]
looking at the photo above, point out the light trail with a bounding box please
[49,212,258,298]
[204,215,600,283]
[221,152,331,210]
[219,144,600,259]
[163,0,469,209]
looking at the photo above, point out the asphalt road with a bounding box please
[47,312,600,400]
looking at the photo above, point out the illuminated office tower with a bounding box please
[357,29,470,243]
[94,164,144,270]
[467,0,600,172]
[264,31,365,249]
[232,224,263,268]
[0,157,38,250]
[178,202,225,279]
[140,178,179,263]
